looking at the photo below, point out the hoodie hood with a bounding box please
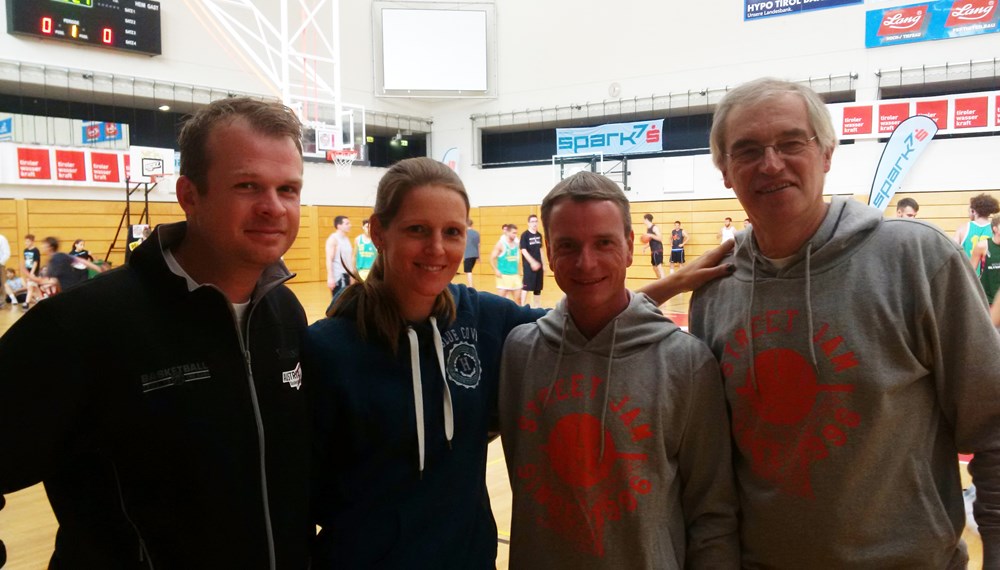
[537,290,681,356]
[731,196,882,280]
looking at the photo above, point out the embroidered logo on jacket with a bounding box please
[514,373,652,557]
[282,362,302,390]
[140,362,211,393]
[720,309,861,498]
[442,327,481,389]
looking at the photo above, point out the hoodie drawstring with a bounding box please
[804,243,819,371]
[541,315,571,411]
[406,327,426,477]
[746,239,820,392]
[541,312,620,463]
[406,317,455,479]
[429,316,455,449]
[747,243,759,391]
[598,319,619,463]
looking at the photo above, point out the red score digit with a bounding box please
[102,28,113,44]
[41,17,53,34]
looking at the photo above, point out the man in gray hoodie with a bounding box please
[691,77,1000,568]
[499,172,739,569]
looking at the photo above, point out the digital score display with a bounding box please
[6,0,162,56]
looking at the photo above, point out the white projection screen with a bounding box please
[374,3,496,97]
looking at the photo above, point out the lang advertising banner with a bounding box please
[556,120,663,156]
[82,121,124,143]
[745,0,862,20]
[866,0,999,48]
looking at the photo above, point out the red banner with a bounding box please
[879,102,911,134]
[954,96,988,128]
[842,106,873,135]
[877,5,931,36]
[55,150,86,181]
[915,99,949,129]
[944,0,997,27]
[90,152,120,182]
[17,147,51,179]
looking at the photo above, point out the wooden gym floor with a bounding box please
[0,277,981,569]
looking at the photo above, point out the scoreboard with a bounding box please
[6,0,162,56]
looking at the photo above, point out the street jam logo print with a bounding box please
[720,310,861,498]
[514,374,652,557]
[441,326,481,389]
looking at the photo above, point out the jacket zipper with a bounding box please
[235,299,278,570]
[112,462,154,569]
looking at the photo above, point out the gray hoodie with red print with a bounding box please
[499,291,738,569]
[691,196,1000,569]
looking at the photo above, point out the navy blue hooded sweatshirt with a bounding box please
[306,284,543,569]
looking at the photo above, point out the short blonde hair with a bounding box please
[541,172,631,239]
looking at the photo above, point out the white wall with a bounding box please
[3,0,997,208]
[0,2,275,96]
[339,0,997,208]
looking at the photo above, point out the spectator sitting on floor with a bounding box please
[3,268,29,307]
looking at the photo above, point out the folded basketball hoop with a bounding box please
[329,149,357,177]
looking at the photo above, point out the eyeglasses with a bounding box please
[725,136,818,166]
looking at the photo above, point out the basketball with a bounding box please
[640,234,652,244]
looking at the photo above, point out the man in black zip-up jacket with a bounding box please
[0,98,311,569]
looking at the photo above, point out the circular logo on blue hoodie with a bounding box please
[446,342,481,389]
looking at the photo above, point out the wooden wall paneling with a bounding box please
[1,190,995,285]
[0,199,17,246]
[891,191,998,238]
[16,199,29,255]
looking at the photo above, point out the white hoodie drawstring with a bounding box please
[429,316,455,449]
[407,317,455,479]
[406,326,426,477]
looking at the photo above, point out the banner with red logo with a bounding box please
[868,115,938,211]
[55,150,86,181]
[91,152,121,182]
[17,147,51,179]
[81,121,124,143]
[866,0,999,47]
[829,91,999,139]
[556,120,663,156]
[2,143,135,186]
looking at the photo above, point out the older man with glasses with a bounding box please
[689,77,1000,569]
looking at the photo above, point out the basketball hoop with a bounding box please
[329,149,357,177]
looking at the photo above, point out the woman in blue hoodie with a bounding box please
[306,157,732,569]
